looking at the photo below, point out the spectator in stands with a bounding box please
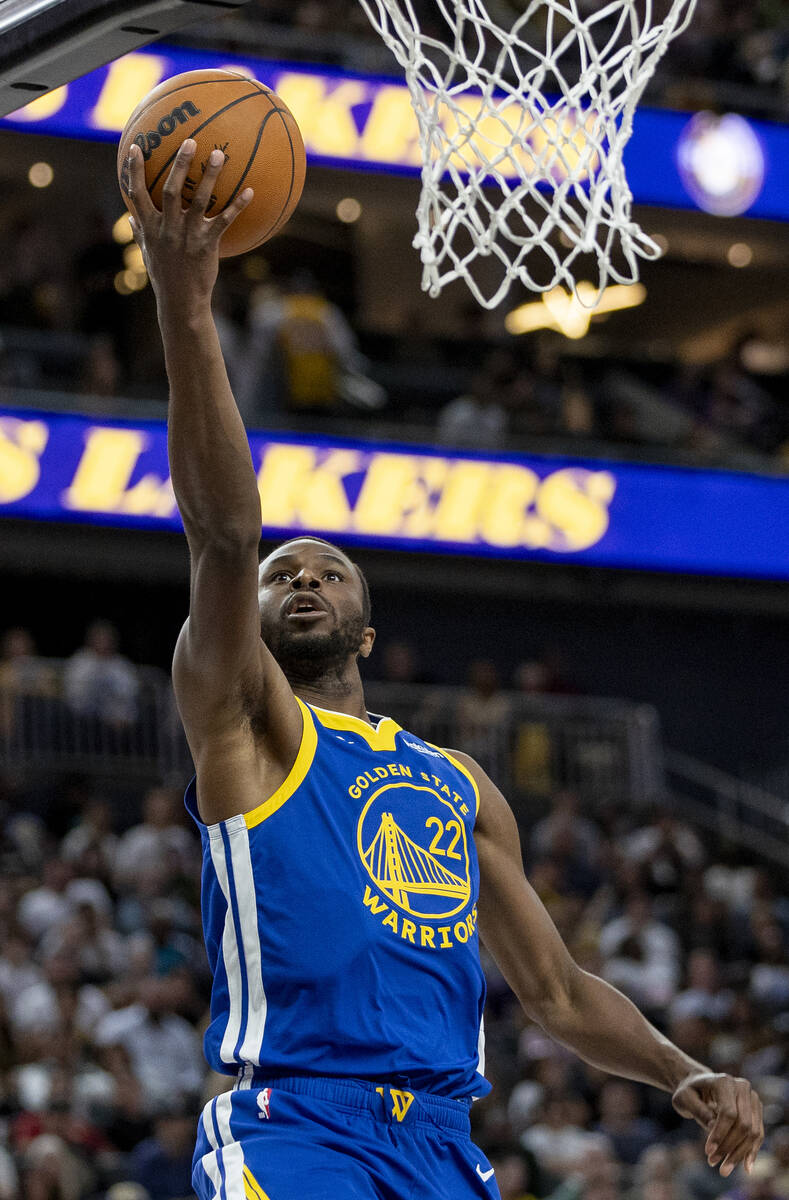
[485,1142,549,1200]
[456,659,512,777]
[17,858,75,943]
[669,948,735,1026]
[240,273,371,420]
[63,621,139,728]
[93,976,203,1115]
[78,334,122,399]
[60,796,118,879]
[113,786,196,892]
[8,944,109,1046]
[599,891,682,1011]
[529,790,602,866]
[126,1095,196,1200]
[437,355,512,448]
[521,1093,610,1176]
[622,809,706,901]
[0,627,57,740]
[595,1080,662,1166]
[378,640,426,685]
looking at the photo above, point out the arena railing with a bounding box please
[3,663,787,865]
[0,663,662,808]
[664,750,789,871]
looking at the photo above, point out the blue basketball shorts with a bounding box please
[193,1075,501,1200]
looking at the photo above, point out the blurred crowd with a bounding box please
[1,214,787,472]
[0,625,787,1200]
[235,0,789,114]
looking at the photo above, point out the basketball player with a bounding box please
[126,140,763,1200]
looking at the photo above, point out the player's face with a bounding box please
[257,541,372,675]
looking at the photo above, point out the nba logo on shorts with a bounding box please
[257,1088,272,1120]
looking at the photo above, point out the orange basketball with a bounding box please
[117,68,306,257]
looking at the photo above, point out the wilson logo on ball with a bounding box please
[132,101,202,160]
[117,68,307,257]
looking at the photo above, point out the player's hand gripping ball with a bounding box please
[117,69,306,257]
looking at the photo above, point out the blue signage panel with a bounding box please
[1,43,787,219]
[1,406,788,578]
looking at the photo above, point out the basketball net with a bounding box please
[356,0,697,308]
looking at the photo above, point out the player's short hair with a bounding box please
[266,536,372,627]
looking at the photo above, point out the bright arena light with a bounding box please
[677,112,765,217]
[28,161,53,188]
[505,282,647,339]
[336,197,362,223]
[727,242,753,268]
[112,214,134,244]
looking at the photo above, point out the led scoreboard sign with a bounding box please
[2,44,789,219]
[2,407,789,580]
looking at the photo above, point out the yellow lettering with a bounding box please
[420,926,436,948]
[362,886,388,916]
[10,85,69,123]
[91,54,168,131]
[274,74,366,158]
[441,783,450,796]
[536,468,616,551]
[349,785,362,799]
[374,767,389,779]
[399,765,412,778]
[354,454,445,537]
[443,97,533,175]
[62,427,146,512]
[360,86,421,165]
[0,418,48,503]
[433,461,492,543]
[531,109,600,184]
[390,1090,414,1121]
[387,764,400,777]
[465,914,475,937]
[400,920,416,944]
[480,464,540,547]
[454,920,469,943]
[355,775,370,791]
[437,926,453,949]
[382,910,399,934]
[257,444,356,532]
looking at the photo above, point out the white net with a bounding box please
[356,0,697,308]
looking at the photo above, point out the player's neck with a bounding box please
[289,665,371,726]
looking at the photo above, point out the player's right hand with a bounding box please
[125,138,253,308]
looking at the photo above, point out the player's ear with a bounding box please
[358,627,376,659]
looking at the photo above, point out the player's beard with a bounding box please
[264,611,366,687]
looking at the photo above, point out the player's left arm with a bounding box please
[453,749,764,1177]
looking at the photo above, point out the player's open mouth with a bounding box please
[286,600,327,620]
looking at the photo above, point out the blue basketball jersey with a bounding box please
[185,698,490,1099]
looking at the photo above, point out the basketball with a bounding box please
[116,68,306,257]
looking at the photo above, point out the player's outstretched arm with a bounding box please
[125,140,302,801]
[459,751,764,1177]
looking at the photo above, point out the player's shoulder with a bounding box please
[440,747,514,833]
[440,747,487,786]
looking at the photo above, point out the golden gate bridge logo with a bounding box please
[357,784,471,919]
